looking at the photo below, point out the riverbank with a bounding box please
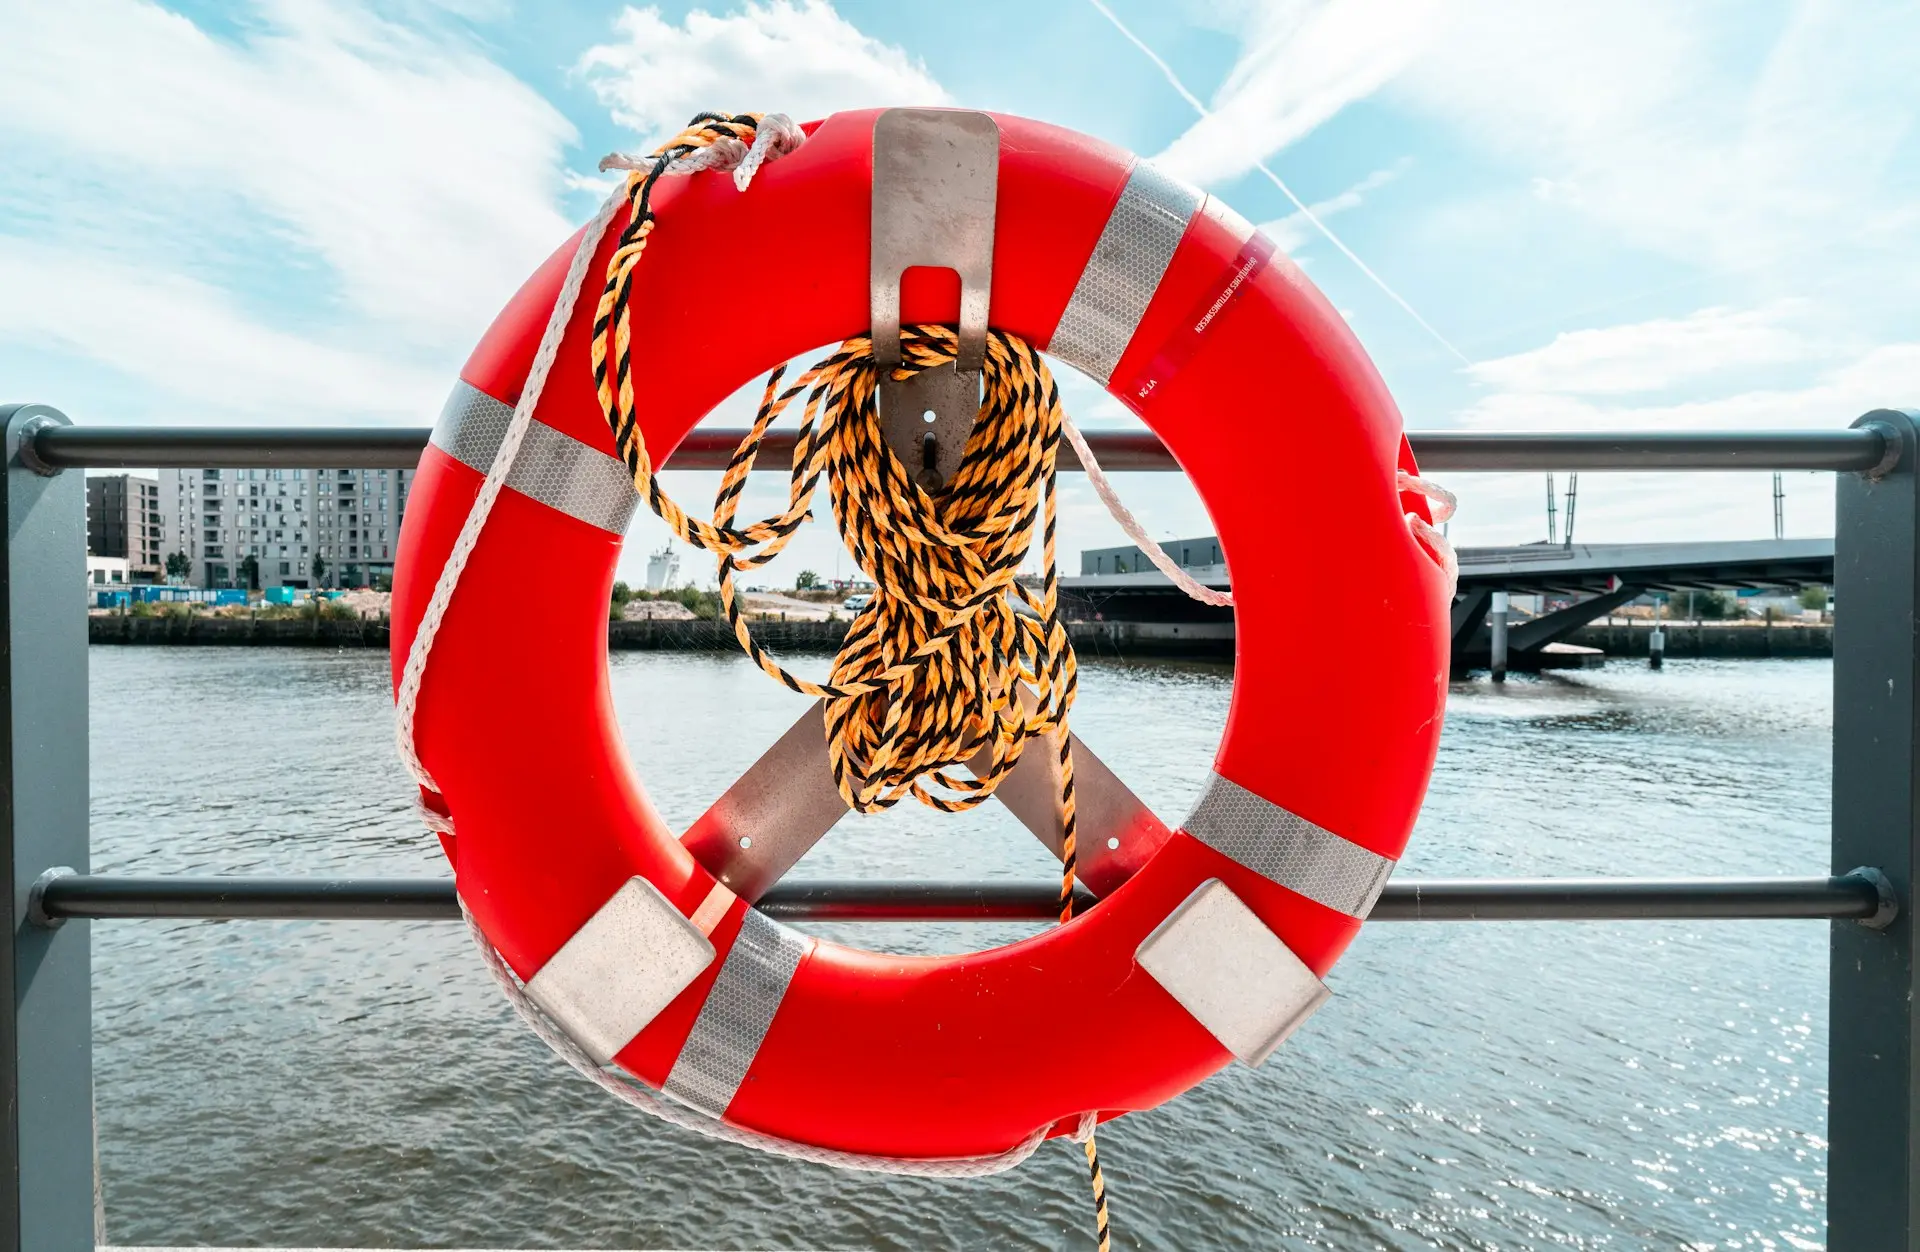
[1566,619,1831,658]
[88,613,1829,660]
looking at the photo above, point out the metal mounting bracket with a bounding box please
[16,412,67,477]
[870,108,999,491]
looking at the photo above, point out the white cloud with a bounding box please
[1255,159,1407,254]
[1466,302,1826,397]
[1439,303,1912,544]
[1154,0,1447,186]
[1392,1,1920,275]
[1156,1,1920,290]
[1457,335,1918,435]
[0,0,577,355]
[0,240,446,422]
[580,1,949,139]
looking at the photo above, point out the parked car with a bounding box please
[842,593,872,612]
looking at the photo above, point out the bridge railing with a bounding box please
[4,404,1917,1250]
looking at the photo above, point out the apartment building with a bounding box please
[155,467,413,590]
[85,473,163,580]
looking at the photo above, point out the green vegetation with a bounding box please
[311,554,329,585]
[794,569,821,591]
[1668,590,1735,620]
[164,551,190,579]
[1697,590,1734,620]
[127,601,195,620]
[1798,585,1830,612]
[238,554,260,591]
[609,581,722,620]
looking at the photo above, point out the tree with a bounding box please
[1682,589,1734,620]
[1798,585,1829,612]
[311,554,328,587]
[237,554,260,591]
[795,569,821,591]
[611,580,634,605]
[164,551,189,581]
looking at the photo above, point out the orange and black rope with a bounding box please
[591,112,1112,1249]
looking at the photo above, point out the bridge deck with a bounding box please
[1063,538,1834,600]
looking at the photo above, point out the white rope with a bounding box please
[461,894,1048,1177]
[1398,469,1459,594]
[392,185,625,793]
[597,113,804,192]
[395,118,804,793]
[1063,415,1233,607]
[731,113,804,190]
[1066,417,1461,604]
[394,121,1052,1176]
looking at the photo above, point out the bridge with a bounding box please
[1060,537,1834,669]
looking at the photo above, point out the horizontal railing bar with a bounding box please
[34,873,1889,923]
[1408,428,1889,473]
[38,426,432,469]
[29,424,1890,473]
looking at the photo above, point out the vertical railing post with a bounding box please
[1829,407,1920,1252]
[0,405,93,1250]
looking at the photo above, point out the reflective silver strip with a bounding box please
[663,908,811,1118]
[1180,773,1396,918]
[523,878,717,1066]
[430,381,637,534]
[1136,878,1329,1067]
[1046,162,1203,384]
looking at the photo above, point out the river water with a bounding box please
[88,649,1833,1250]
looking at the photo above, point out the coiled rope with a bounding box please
[590,111,1112,1248]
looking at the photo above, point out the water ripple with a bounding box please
[91,651,1833,1249]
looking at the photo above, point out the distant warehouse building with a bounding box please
[85,473,163,581]
[155,467,414,591]
[1080,535,1224,576]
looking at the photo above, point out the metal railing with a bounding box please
[3,401,1917,1250]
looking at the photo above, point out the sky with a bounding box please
[3,0,1917,587]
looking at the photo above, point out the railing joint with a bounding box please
[1860,419,1906,481]
[25,866,76,930]
[1846,866,1902,931]
[13,412,66,477]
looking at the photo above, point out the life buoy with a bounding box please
[392,109,1450,1161]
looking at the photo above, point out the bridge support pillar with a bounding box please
[1489,591,1509,683]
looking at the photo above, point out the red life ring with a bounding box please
[392,109,1450,1161]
